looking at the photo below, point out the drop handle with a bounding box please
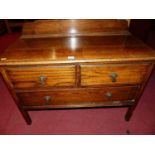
[39,75,47,86]
[44,96,52,105]
[109,72,118,82]
[106,92,113,99]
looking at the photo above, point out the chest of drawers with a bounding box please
[0,20,155,125]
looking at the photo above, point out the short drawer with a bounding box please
[6,65,75,89]
[81,63,150,86]
[17,86,139,107]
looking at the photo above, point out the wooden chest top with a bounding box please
[0,20,155,65]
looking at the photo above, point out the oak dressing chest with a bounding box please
[0,20,155,125]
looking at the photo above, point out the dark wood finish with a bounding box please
[17,86,139,106]
[22,19,129,37]
[5,65,75,89]
[1,35,155,65]
[23,100,134,110]
[81,63,151,86]
[0,19,155,125]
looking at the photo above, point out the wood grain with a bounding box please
[5,65,75,89]
[1,35,155,65]
[81,63,151,86]
[17,86,139,106]
[23,100,134,110]
[22,19,128,37]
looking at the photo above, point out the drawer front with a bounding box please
[17,86,139,106]
[81,63,150,86]
[6,65,75,89]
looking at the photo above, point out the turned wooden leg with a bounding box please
[19,108,32,125]
[125,106,134,121]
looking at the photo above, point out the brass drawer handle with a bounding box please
[39,75,47,86]
[109,72,118,82]
[44,96,52,105]
[106,92,113,99]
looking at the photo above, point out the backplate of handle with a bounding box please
[44,96,52,105]
[109,72,118,82]
[39,75,47,86]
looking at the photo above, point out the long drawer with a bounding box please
[17,86,139,107]
[81,63,150,86]
[5,65,75,89]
